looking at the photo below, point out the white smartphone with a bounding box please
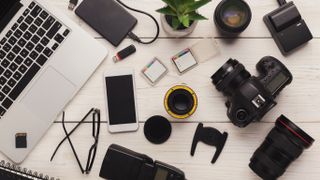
[104,68,139,133]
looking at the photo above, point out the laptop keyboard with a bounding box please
[0,1,70,117]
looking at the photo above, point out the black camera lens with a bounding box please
[249,115,315,180]
[214,0,252,34]
[211,59,251,96]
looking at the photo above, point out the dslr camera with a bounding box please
[99,144,185,180]
[211,56,293,127]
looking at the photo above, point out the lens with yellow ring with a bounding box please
[164,85,198,119]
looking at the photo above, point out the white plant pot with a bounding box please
[160,14,198,37]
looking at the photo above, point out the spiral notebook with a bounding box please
[0,160,58,180]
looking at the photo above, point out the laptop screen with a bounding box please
[0,0,21,33]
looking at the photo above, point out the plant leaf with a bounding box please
[181,16,190,27]
[188,12,208,20]
[185,0,211,13]
[156,6,177,16]
[161,0,177,11]
[172,16,181,30]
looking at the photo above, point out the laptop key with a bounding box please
[35,44,44,53]
[4,70,13,79]
[31,5,42,18]
[52,43,59,51]
[0,67,4,75]
[17,16,24,23]
[28,24,37,33]
[0,107,6,116]
[13,72,22,81]
[31,35,40,44]
[14,29,23,38]
[6,30,13,38]
[8,78,17,88]
[26,42,34,51]
[3,43,12,52]
[54,34,64,43]
[40,37,49,46]
[18,38,27,47]
[0,38,7,45]
[12,45,21,54]
[23,31,32,40]
[24,58,33,66]
[29,51,38,60]
[0,50,6,59]
[34,18,43,26]
[47,22,62,39]
[43,48,53,57]
[29,2,36,9]
[8,37,17,45]
[20,49,29,58]
[19,23,28,32]
[1,60,10,68]
[14,56,24,65]
[36,54,48,66]
[0,77,6,85]
[25,16,34,24]
[23,9,30,16]
[2,98,13,109]
[40,11,49,20]
[36,28,45,37]
[2,85,11,94]
[19,65,27,74]
[43,16,55,30]
[6,52,15,61]
[0,92,5,101]
[63,29,70,36]
[9,64,40,100]
[11,23,19,31]
[9,63,18,72]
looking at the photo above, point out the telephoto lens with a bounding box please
[214,0,252,34]
[249,115,315,180]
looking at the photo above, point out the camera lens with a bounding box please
[249,115,315,180]
[214,0,252,34]
[164,85,198,119]
[211,59,251,96]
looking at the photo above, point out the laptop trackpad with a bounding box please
[21,67,76,121]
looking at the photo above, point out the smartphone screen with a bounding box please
[105,75,136,125]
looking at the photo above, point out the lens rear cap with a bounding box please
[144,116,172,144]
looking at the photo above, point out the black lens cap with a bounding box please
[144,116,172,144]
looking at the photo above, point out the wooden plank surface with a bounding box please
[0,0,319,179]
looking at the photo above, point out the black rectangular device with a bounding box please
[75,0,137,46]
[105,75,136,125]
[264,1,313,55]
[99,144,185,180]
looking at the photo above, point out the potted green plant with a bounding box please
[156,0,211,37]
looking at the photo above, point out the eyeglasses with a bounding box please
[50,108,101,174]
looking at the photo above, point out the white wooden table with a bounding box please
[1,0,319,179]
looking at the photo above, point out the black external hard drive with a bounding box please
[75,0,137,47]
[264,1,313,55]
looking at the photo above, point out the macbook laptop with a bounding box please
[0,0,108,163]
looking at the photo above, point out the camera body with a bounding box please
[211,56,293,127]
[99,144,185,180]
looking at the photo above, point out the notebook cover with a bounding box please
[75,0,137,47]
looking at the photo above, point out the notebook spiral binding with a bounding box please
[0,160,59,180]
